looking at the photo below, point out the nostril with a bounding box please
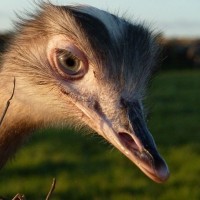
[118,132,140,152]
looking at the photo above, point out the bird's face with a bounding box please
[47,7,169,182]
[6,4,169,183]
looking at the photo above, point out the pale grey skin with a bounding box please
[0,3,169,183]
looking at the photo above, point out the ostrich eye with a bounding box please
[57,50,81,75]
[47,37,88,80]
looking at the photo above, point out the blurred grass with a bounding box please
[0,70,200,200]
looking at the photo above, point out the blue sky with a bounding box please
[1,0,200,38]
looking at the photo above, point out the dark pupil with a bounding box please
[57,50,81,74]
[65,57,76,68]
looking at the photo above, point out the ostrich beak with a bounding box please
[75,100,170,183]
[118,101,170,183]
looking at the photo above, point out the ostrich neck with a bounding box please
[0,78,41,168]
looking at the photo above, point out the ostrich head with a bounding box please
[0,3,169,183]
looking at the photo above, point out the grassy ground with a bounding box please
[0,70,200,200]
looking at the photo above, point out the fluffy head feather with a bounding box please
[4,3,159,97]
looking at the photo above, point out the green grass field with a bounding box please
[0,70,200,200]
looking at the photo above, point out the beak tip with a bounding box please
[154,157,170,183]
[156,168,170,183]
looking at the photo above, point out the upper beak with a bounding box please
[75,99,170,183]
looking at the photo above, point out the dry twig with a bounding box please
[12,194,26,200]
[0,78,16,127]
[46,178,56,200]
[0,178,57,200]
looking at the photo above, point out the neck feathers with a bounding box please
[0,80,42,168]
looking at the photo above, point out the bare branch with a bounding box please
[0,78,16,127]
[12,194,26,200]
[45,178,56,200]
